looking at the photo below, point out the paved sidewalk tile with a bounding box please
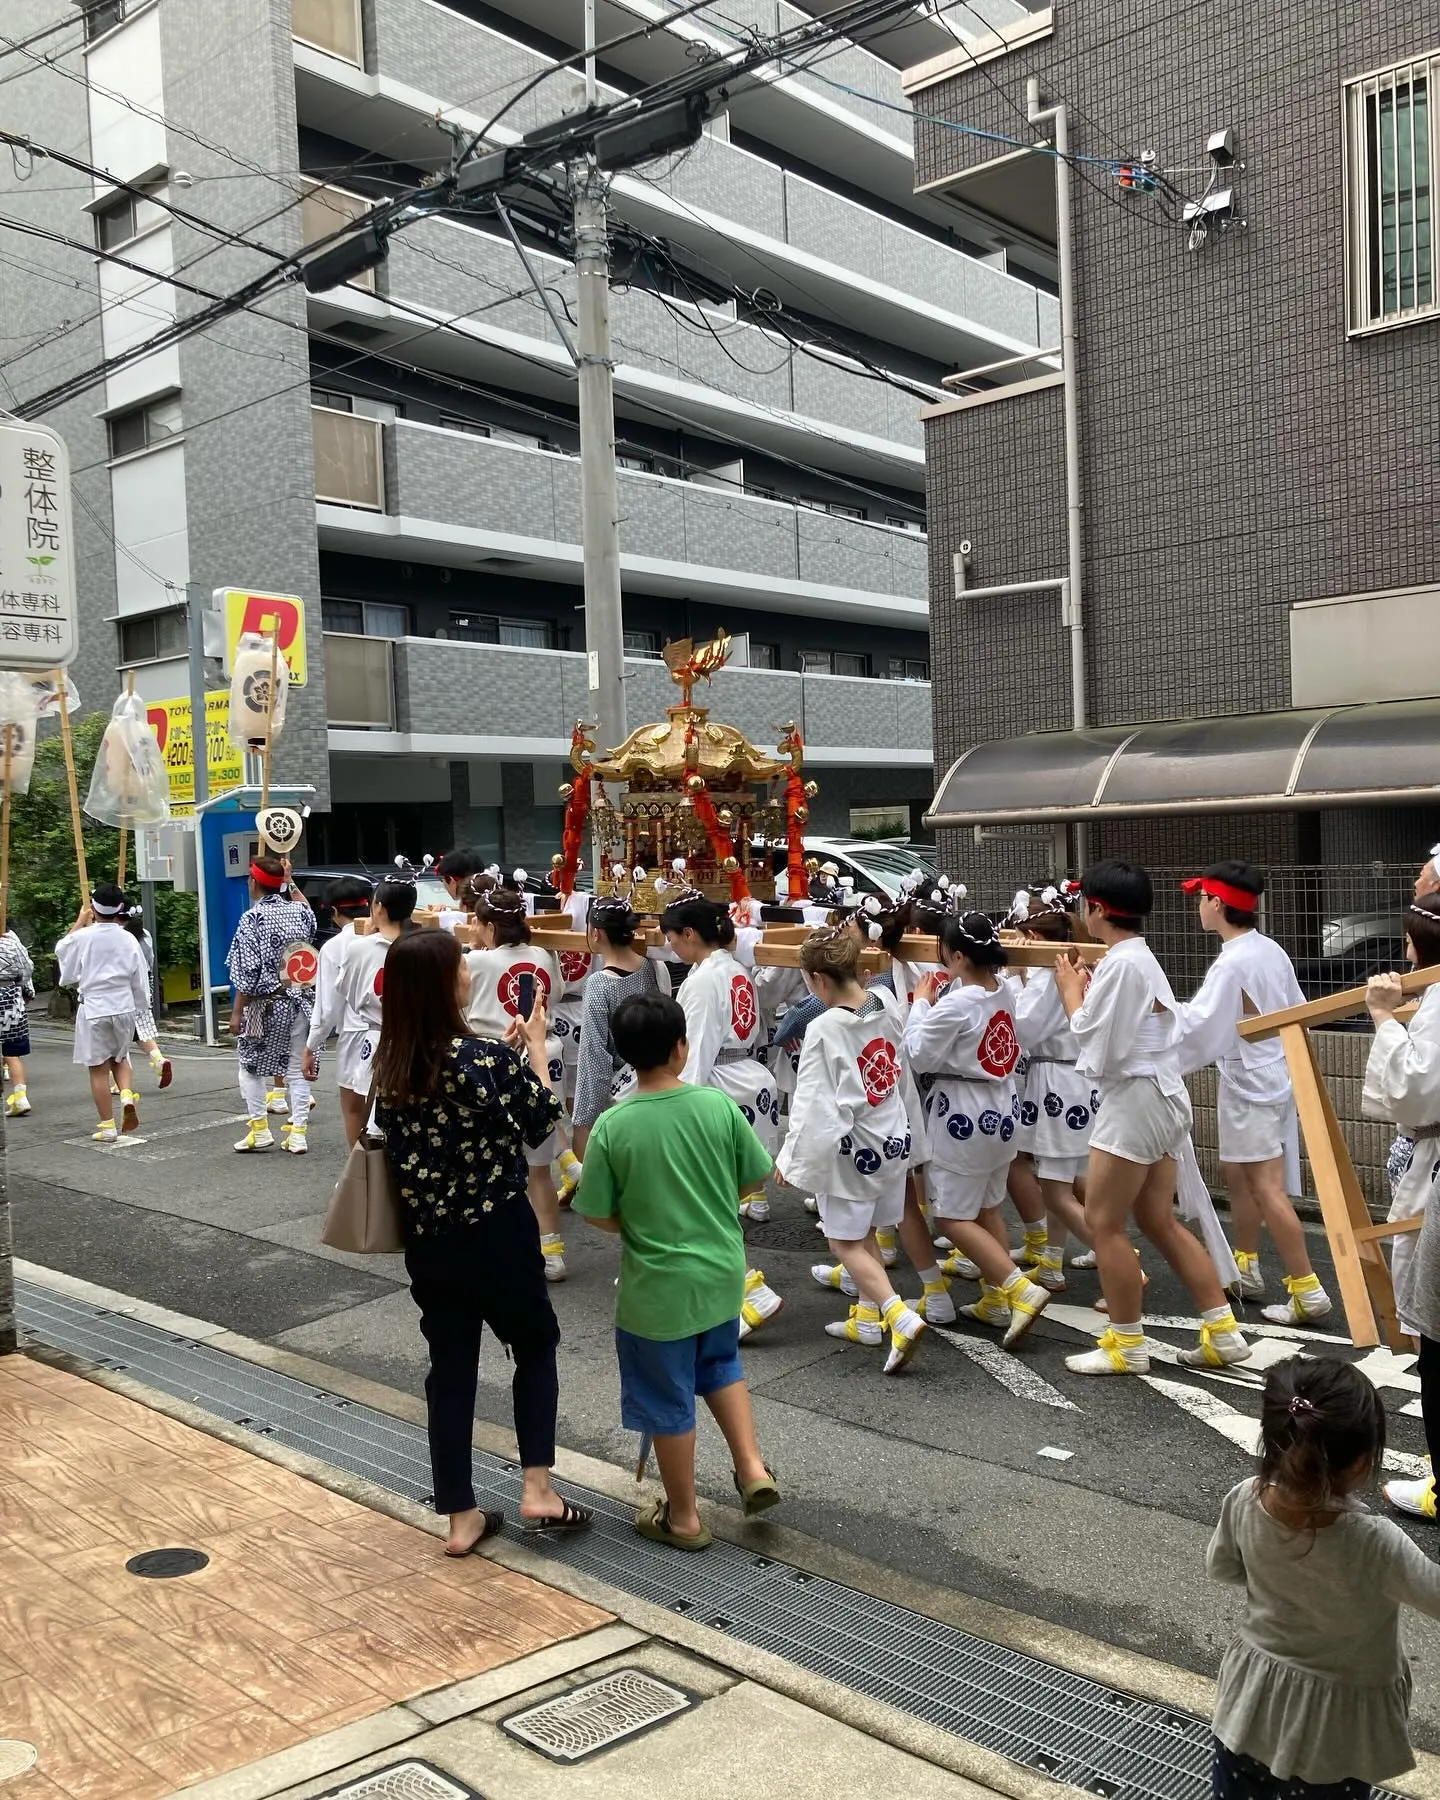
[0,1353,611,1799]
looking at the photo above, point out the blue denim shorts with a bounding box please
[615,1319,745,1436]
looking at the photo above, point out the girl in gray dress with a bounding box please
[572,897,665,1154]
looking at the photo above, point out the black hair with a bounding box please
[939,909,1009,969]
[660,894,735,948]
[1407,893,1440,970]
[436,848,483,882]
[374,876,418,929]
[612,991,687,1071]
[123,906,145,944]
[1202,859,1264,929]
[590,897,638,948]
[92,882,127,915]
[475,885,530,946]
[1259,1356,1385,1518]
[328,875,374,915]
[1080,859,1152,930]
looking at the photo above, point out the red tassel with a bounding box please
[691,785,751,905]
[556,771,591,897]
[785,766,806,896]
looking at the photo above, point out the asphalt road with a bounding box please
[9,1023,1440,1744]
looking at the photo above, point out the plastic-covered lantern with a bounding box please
[84,689,170,827]
[228,631,288,750]
[0,671,41,797]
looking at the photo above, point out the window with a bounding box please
[311,387,353,412]
[800,650,831,675]
[439,414,491,437]
[835,652,868,679]
[886,515,925,534]
[827,502,866,521]
[1346,55,1437,330]
[321,597,408,637]
[82,0,125,43]
[107,396,181,460]
[95,185,165,252]
[747,641,778,669]
[448,613,555,649]
[617,453,656,474]
[800,649,869,678]
[624,629,662,658]
[886,657,931,682]
[119,609,187,665]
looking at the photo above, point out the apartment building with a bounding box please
[0,0,1058,866]
[909,0,1440,899]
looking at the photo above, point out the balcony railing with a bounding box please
[292,0,362,66]
[301,185,374,290]
[312,407,384,510]
[323,632,395,728]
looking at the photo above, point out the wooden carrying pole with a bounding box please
[0,723,12,936]
[54,670,88,900]
[1239,964,1440,1351]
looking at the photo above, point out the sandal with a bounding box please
[635,1497,712,1551]
[522,1498,594,1537]
[734,1467,781,1518]
[444,1509,505,1555]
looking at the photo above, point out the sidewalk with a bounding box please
[0,1350,997,1800]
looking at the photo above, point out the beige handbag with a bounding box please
[321,1075,404,1254]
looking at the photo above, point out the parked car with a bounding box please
[758,835,939,902]
[1296,909,1408,1000]
[289,864,453,941]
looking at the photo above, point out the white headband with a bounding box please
[91,897,124,917]
[1430,843,1440,882]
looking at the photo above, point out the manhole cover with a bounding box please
[125,1548,210,1579]
[314,1762,478,1799]
[502,1668,693,1763]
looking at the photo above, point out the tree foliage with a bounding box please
[9,712,198,985]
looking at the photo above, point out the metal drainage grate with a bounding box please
[16,1279,1409,1800]
[313,1760,479,1799]
[501,1667,692,1762]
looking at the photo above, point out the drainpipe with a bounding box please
[1027,79,1087,867]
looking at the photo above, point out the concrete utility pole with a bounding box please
[574,165,627,757]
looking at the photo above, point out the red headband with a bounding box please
[250,861,284,890]
[1181,876,1258,913]
[1084,895,1136,920]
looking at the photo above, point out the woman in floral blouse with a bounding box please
[374,928,592,1552]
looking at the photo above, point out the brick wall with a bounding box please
[916,0,1440,865]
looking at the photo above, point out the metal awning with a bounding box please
[925,697,1440,827]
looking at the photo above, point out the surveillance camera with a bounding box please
[1207,127,1236,168]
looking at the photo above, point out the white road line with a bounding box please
[930,1326,1080,1411]
[1141,1373,1427,1477]
[59,1112,249,1152]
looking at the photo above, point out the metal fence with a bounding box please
[1147,865,1415,1211]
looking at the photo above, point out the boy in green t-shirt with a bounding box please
[574,992,781,1550]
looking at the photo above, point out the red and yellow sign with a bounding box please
[219,588,308,688]
[145,690,244,817]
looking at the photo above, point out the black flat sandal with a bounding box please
[445,1509,505,1555]
[522,1498,594,1536]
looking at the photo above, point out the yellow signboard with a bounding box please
[219,587,308,688]
[145,691,245,817]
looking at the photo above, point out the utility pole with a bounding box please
[185,581,217,1047]
[574,164,627,758]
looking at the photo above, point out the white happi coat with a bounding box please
[464,941,564,1088]
[1365,984,1440,1335]
[903,979,1022,1177]
[678,947,777,1150]
[1014,967,1096,1162]
[777,998,914,1203]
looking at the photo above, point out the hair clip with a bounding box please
[1287,1395,1316,1417]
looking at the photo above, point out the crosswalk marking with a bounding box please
[930,1325,1080,1410]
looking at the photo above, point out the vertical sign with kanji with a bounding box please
[0,420,77,669]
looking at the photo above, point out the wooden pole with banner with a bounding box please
[1238,963,1440,1351]
[0,724,12,936]
[53,669,88,900]
[116,669,135,889]
[259,627,280,813]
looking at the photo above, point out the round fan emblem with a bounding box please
[730,973,757,1039]
[280,943,318,987]
[857,1036,900,1106]
[977,1009,1020,1077]
[373,967,384,998]
[559,951,590,985]
[498,962,552,1018]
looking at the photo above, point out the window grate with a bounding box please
[1345,54,1438,331]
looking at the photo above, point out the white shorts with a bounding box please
[1035,1152,1088,1185]
[526,1127,563,1170]
[74,1009,135,1067]
[928,1160,1009,1222]
[337,1028,378,1096]
[1217,1088,1291,1165]
[1089,1078,1192,1166]
[817,1176,906,1243]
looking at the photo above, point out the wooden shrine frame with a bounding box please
[1237,964,1440,1350]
